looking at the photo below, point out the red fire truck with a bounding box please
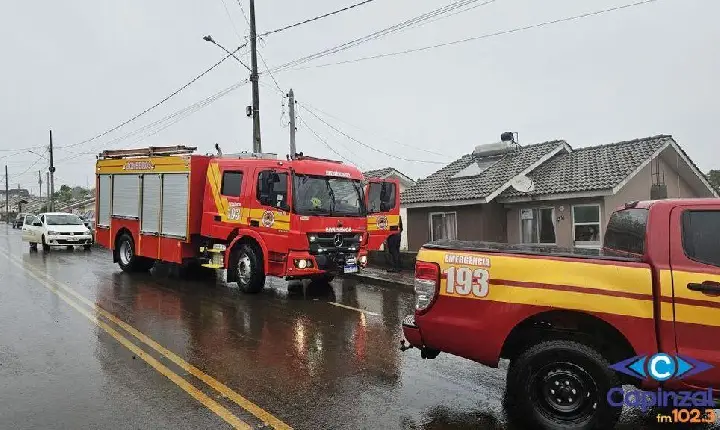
[94,146,400,293]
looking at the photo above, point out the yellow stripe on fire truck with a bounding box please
[367,214,400,232]
[96,156,191,174]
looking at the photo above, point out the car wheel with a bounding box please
[505,339,621,430]
[29,242,38,252]
[83,244,92,251]
[42,235,51,252]
[231,244,265,293]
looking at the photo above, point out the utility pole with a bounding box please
[38,171,42,199]
[46,172,50,210]
[249,0,262,153]
[49,129,55,212]
[4,165,8,223]
[288,89,297,159]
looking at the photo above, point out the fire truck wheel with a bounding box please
[505,339,621,430]
[117,233,153,273]
[231,244,265,293]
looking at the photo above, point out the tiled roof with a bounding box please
[363,167,396,179]
[401,140,566,204]
[500,135,673,198]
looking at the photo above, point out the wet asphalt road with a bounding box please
[0,225,714,429]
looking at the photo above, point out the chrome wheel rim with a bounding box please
[119,240,133,266]
[237,253,252,286]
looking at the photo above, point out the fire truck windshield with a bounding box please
[293,174,365,217]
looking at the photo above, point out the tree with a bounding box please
[707,170,720,192]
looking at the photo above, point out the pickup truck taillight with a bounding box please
[414,261,440,312]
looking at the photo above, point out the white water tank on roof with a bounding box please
[473,141,514,157]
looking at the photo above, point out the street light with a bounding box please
[202,35,251,71]
[202,32,263,153]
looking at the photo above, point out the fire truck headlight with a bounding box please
[308,235,318,243]
[294,259,313,269]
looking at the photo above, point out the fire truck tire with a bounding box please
[116,233,154,273]
[231,243,265,293]
[505,339,621,430]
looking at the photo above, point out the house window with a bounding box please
[520,208,556,244]
[429,212,457,242]
[573,204,602,247]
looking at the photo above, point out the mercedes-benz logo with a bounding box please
[333,234,343,247]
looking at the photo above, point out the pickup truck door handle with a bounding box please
[687,281,720,293]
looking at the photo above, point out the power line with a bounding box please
[220,0,244,41]
[58,45,245,151]
[299,102,454,159]
[267,0,496,73]
[258,0,380,38]
[59,79,250,163]
[288,0,659,70]
[231,0,282,93]
[12,154,45,180]
[299,105,446,165]
[298,117,360,167]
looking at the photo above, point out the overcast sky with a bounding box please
[1,0,718,193]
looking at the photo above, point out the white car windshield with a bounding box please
[45,214,85,226]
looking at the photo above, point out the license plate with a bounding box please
[343,264,358,274]
[67,238,77,242]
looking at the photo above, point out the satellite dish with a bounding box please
[509,175,535,193]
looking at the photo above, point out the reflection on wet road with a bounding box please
[0,226,708,429]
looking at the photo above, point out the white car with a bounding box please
[22,212,94,251]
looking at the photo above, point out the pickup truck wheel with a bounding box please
[29,242,38,252]
[506,340,621,430]
[231,244,265,293]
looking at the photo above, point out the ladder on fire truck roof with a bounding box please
[97,145,197,160]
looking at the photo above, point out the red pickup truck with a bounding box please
[402,199,720,429]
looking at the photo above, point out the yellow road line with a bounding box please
[5,252,292,430]
[0,251,250,430]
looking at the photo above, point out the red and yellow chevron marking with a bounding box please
[206,163,290,231]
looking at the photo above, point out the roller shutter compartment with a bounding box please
[161,173,189,239]
[98,175,112,227]
[141,174,161,233]
[112,174,140,219]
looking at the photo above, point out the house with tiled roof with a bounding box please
[364,167,415,250]
[401,134,717,251]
